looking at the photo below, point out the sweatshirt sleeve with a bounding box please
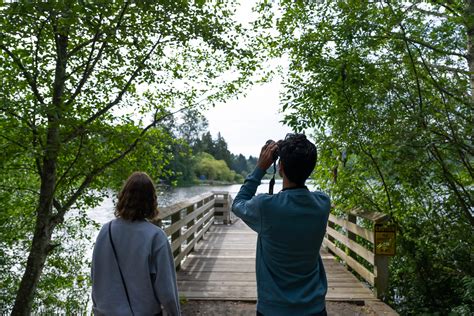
[232,167,266,233]
[153,236,180,316]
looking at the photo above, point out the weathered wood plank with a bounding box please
[164,199,214,236]
[179,291,375,301]
[326,226,375,265]
[174,216,214,267]
[177,218,377,303]
[348,208,389,223]
[171,209,214,253]
[323,238,375,286]
[328,214,374,243]
[156,192,214,220]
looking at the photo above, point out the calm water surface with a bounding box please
[87,179,288,225]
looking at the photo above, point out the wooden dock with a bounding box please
[177,218,376,302]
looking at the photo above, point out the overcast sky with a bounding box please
[203,76,293,158]
[202,1,294,158]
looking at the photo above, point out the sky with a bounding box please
[202,1,294,158]
[203,76,294,158]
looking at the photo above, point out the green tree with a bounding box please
[0,1,255,314]
[162,139,197,186]
[231,153,249,175]
[260,0,473,313]
[194,152,240,182]
[213,132,233,167]
[155,107,208,186]
[175,107,209,147]
[194,130,214,153]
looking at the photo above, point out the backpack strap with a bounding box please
[108,221,134,316]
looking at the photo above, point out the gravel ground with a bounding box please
[180,300,376,316]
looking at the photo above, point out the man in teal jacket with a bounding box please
[232,134,330,316]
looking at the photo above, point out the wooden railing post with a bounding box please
[327,220,336,244]
[170,211,181,270]
[373,220,395,300]
[212,191,234,224]
[152,192,230,271]
[198,200,204,237]
[222,193,230,224]
[323,209,394,300]
[347,213,357,261]
[186,204,195,250]
[374,255,389,300]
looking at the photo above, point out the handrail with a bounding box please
[323,209,392,299]
[151,192,216,269]
[212,191,235,224]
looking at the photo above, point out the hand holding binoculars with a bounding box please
[266,139,279,162]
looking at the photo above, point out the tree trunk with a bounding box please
[10,210,55,315]
[11,27,68,315]
[466,0,474,102]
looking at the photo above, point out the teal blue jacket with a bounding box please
[232,167,330,316]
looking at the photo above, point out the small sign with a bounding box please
[374,224,396,256]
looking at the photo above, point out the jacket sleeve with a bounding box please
[153,236,180,316]
[231,167,266,233]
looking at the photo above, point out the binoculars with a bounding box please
[266,140,280,162]
[265,140,280,195]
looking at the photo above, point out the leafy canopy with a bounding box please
[258,0,473,314]
[0,0,257,312]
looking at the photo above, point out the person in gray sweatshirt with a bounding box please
[92,172,180,316]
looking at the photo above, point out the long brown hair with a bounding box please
[114,172,158,221]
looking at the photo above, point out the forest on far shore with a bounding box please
[157,108,258,186]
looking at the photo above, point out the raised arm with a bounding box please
[232,167,264,232]
[232,141,278,232]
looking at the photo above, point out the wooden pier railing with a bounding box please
[213,191,235,224]
[153,191,395,301]
[152,191,233,270]
[323,209,394,299]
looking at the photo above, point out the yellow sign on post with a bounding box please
[374,224,396,256]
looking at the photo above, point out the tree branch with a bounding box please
[0,40,45,104]
[63,34,163,143]
[0,103,35,130]
[410,6,451,18]
[362,33,468,59]
[359,144,394,212]
[0,185,39,195]
[391,3,425,120]
[65,5,127,109]
[67,31,103,58]
[55,134,85,191]
[0,134,30,150]
[32,18,48,87]
[430,0,462,17]
[50,104,194,227]
[415,45,472,106]
[429,145,474,225]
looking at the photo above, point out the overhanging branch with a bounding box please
[63,34,163,143]
[0,41,45,104]
[50,104,192,226]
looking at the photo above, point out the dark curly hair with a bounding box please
[115,172,158,221]
[277,134,317,185]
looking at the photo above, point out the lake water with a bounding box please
[87,179,287,225]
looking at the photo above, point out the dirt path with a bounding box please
[181,300,376,316]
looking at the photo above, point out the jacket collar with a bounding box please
[281,185,308,192]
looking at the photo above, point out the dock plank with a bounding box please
[177,219,375,302]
